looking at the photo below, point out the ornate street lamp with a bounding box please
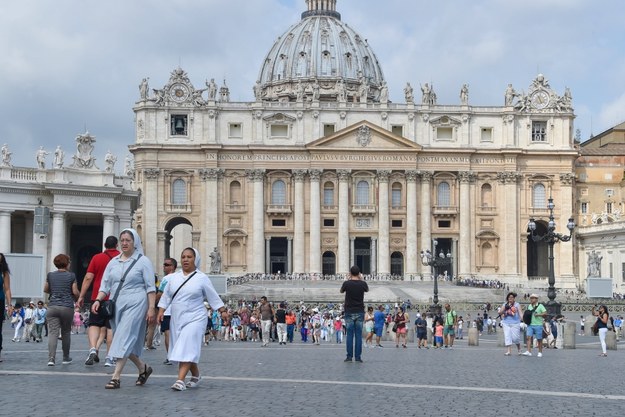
[528,197,575,317]
[420,240,452,317]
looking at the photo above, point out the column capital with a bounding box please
[143,168,160,180]
[458,171,476,183]
[496,171,521,184]
[199,168,224,181]
[559,173,575,186]
[157,231,168,241]
[420,170,433,182]
[293,169,307,182]
[308,169,322,181]
[405,170,419,182]
[337,169,351,181]
[376,169,391,182]
[245,169,265,182]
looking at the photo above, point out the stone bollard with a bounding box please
[563,322,576,349]
[497,330,505,347]
[407,327,415,343]
[606,330,617,350]
[468,327,479,346]
[555,322,564,349]
[427,327,433,345]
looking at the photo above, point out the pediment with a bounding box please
[430,115,462,128]
[307,121,421,151]
[263,112,296,123]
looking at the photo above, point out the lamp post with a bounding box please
[528,197,575,317]
[420,240,452,317]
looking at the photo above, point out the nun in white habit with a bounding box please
[158,247,227,391]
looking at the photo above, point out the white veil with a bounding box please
[121,228,144,255]
[191,247,201,270]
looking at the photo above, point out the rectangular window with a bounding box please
[270,124,289,138]
[605,173,613,181]
[170,115,188,136]
[323,124,335,136]
[391,189,401,208]
[480,127,493,142]
[580,188,588,196]
[436,127,453,141]
[323,218,335,227]
[607,202,613,214]
[323,188,334,206]
[438,220,451,228]
[579,174,587,182]
[272,219,286,227]
[581,202,588,214]
[229,123,242,138]
[391,219,402,228]
[391,125,403,136]
[606,189,614,197]
[609,262,613,279]
[531,121,547,142]
[622,263,625,282]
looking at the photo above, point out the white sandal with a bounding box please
[186,376,201,388]
[171,380,186,391]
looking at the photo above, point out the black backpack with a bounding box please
[523,304,541,325]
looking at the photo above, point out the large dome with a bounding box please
[256,0,386,103]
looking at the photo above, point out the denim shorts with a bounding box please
[526,324,543,339]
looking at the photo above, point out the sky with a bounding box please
[1,0,624,171]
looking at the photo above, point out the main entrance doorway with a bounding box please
[269,237,288,274]
[354,237,371,275]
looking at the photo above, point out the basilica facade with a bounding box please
[130,0,578,288]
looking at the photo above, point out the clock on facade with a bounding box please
[169,83,189,102]
[530,90,550,109]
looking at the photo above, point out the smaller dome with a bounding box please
[256,0,385,103]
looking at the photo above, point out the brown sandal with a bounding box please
[105,379,121,389]
[136,364,153,386]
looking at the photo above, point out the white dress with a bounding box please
[158,269,224,363]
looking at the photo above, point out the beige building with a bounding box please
[576,123,625,292]
[130,0,578,288]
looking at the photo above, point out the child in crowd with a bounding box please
[72,307,83,334]
[434,318,444,348]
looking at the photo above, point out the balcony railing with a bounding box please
[166,203,192,213]
[432,205,459,216]
[225,204,246,212]
[267,204,292,215]
[351,204,377,215]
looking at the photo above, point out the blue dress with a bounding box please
[100,253,155,358]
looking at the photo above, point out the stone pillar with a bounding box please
[50,212,66,269]
[563,321,576,349]
[247,169,265,273]
[200,168,223,265]
[157,232,167,272]
[0,210,12,253]
[497,172,521,278]
[558,173,575,281]
[309,169,322,274]
[350,237,355,268]
[405,171,419,277]
[607,331,617,350]
[102,215,116,244]
[287,236,293,274]
[142,168,160,263]
[468,327,479,346]
[337,169,350,274]
[458,172,473,278]
[265,238,271,274]
[371,237,377,276]
[377,170,390,274]
[293,170,307,273]
[420,171,433,278]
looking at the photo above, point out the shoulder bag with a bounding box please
[101,254,142,319]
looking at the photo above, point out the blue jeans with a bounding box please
[344,312,364,360]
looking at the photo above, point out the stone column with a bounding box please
[458,171,473,278]
[350,237,355,268]
[0,210,12,253]
[405,170,419,277]
[497,172,521,278]
[142,168,160,263]
[157,232,167,271]
[200,168,223,265]
[247,169,265,273]
[265,238,271,274]
[377,170,391,274]
[293,170,307,273]
[337,169,350,275]
[102,215,116,244]
[287,236,293,273]
[420,171,433,278]
[371,237,377,276]
[50,212,66,270]
[558,173,575,281]
[308,169,322,274]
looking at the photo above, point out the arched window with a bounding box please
[271,180,287,205]
[229,181,241,205]
[323,181,334,205]
[481,183,493,207]
[172,179,186,205]
[533,183,546,208]
[391,182,402,208]
[355,180,369,205]
[437,182,451,207]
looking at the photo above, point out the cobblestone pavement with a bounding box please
[1,326,622,417]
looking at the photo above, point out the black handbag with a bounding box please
[100,255,142,319]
